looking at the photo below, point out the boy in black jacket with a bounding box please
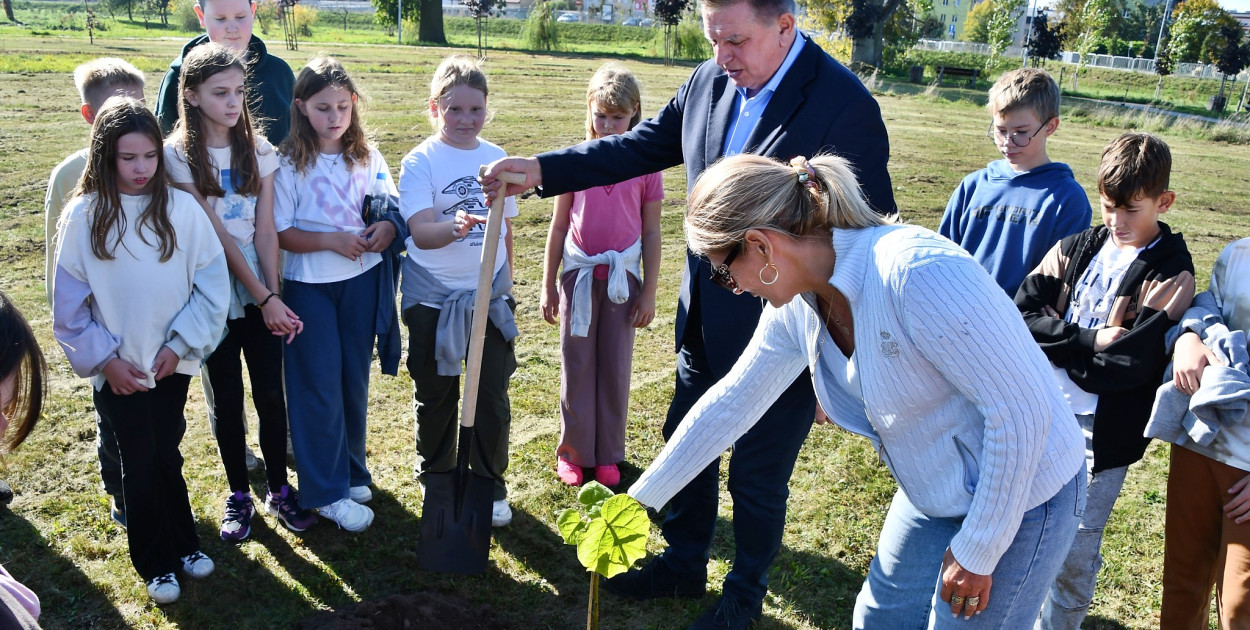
[1016,132,1195,630]
[154,0,293,144]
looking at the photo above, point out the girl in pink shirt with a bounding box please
[540,64,663,487]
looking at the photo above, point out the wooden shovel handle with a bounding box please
[460,168,526,430]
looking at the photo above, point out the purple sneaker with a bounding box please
[265,485,317,532]
[220,491,254,542]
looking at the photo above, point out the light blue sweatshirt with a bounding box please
[939,160,1091,296]
[630,224,1085,576]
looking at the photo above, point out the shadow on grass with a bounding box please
[611,460,867,628]
[768,545,863,629]
[489,494,718,627]
[284,489,569,626]
[1082,615,1131,630]
[490,507,636,626]
[292,489,426,600]
[0,506,129,629]
[155,497,331,627]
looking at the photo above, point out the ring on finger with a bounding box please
[951,595,964,606]
[966,596,980,608]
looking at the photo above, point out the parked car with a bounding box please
[556,11,580,22]
[640,17,654,26]
[622,16,642,26]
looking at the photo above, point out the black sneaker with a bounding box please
[265,485,317,532]
[603,557,706,601]
[688,594,762,630]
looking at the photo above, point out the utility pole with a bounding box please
[1155,0,1173,59]
[398,0,403,44]
[1239,70,1250,112]
[1022,0,1038,67]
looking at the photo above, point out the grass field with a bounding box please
[9,0,1250,116]
[2,33,1250,630]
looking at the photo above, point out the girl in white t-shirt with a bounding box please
[398,55,519,527]
[52,98,229,604]
[165,43,316,542]
[274,57,399,533]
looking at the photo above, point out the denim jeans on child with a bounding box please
[283,266,379,510]
[1038,413,1129,630]
[853,471,1084,630]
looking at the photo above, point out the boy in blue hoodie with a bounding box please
[154,0,293,145]
[940,68,1091,296]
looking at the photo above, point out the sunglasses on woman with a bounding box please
[709,244,741,293]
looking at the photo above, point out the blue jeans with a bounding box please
[1038,413,1128,630]
[283,266,379,509]
[854,472,1084,630]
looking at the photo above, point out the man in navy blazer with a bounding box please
[484,0,895,626]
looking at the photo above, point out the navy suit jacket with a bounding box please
[538,38,896,372]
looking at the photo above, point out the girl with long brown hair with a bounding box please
[51,97,230,605]
[165,42,315,542]
[274,57,401,533]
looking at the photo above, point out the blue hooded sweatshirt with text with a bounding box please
[940,159,1092,296]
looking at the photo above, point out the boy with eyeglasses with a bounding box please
[939,68,1091,296]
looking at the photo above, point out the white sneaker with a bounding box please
[146,573,180,604]
[180,551,215,579]
[318,498,374,532]
[491,499,512,527]
[349,485,372,503]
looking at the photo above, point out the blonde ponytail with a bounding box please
[685,153,893,257]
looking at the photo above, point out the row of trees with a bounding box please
[0,0,184,29]
[961,0,1248,69]
[361,0,1247,83]
[375,0,941,69]
[951,0,1247,102]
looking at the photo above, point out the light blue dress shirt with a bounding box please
[721,32,807,157]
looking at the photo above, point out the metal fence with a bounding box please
[915,38,1023,58]
[915,38,1250,81]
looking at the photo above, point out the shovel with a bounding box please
[417,168,526,574]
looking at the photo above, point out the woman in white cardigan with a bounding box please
[628,154,1086,629]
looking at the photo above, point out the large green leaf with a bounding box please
[555,508,588,545]
[577,481,615,520]
[574,494,649,578]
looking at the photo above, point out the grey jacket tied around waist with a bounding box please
[561,237,642,337]
[1149,321,1250,446]
[226,242,263,320]
[401,255,518,376]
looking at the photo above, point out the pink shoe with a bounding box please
[595,464,620,487]
[557,458,584,486]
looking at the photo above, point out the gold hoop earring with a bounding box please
[760,263,779,285]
